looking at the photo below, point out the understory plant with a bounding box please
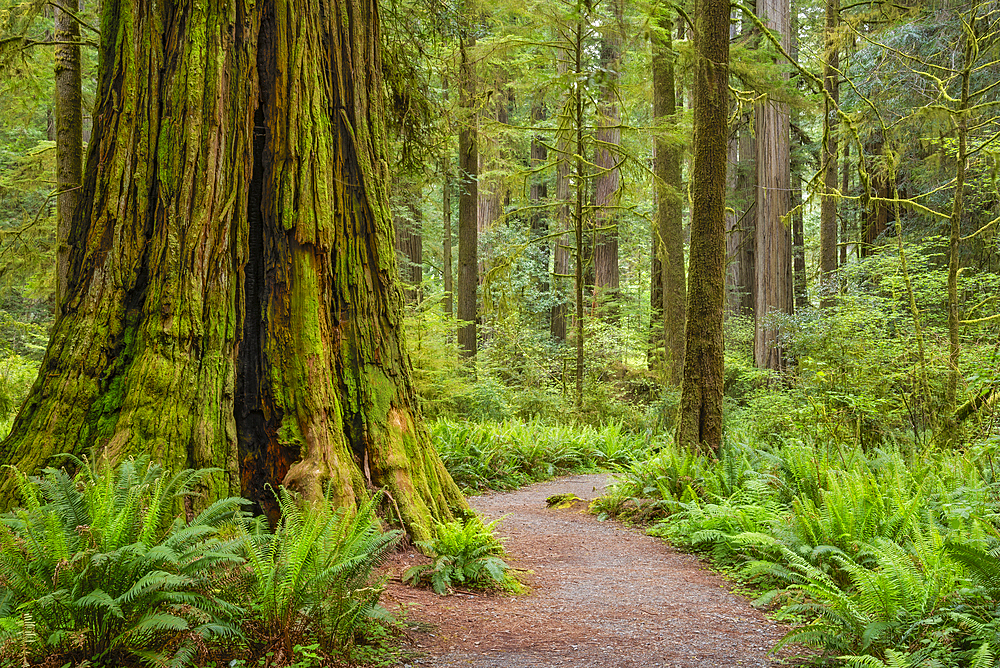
[433,418,650,492]
[0,456,245,668]
[599,428,1000,666]
[403,516,518,595]
[234,486,402,663]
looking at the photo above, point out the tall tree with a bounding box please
[727,110,756,316]
[0,0,466,537]
[54,0,83,320]
[442,77,455,318]
[550,47,572,343]
[650,6,686,383]
[592,0,624,312]
[677,0,729,453]
[819,0,840,306]
[457,35,479,358]
[753,0,793,371]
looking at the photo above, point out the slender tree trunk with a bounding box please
[592,0,623,315]
[54,0,83,320]
[727,112,756,316]
[551,47,571,343]
[1,0,466,537]
[457,36,479,358]
[792,170,807,310]
[790,9,807,311]
[574,17,586,409]
[841,141,850,265]
[819,0,840,307]
[530,101,550,323]
[677,0,728,454]
[946,34,972,426]
[651,6,686,383]
[442,78,454,318]
[753,0,792,371]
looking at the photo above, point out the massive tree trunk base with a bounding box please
[0,0,467,540]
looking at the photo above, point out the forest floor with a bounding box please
[381,474,808,668]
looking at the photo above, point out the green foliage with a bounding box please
[432,418,651,492]
[233,486,402,660]
[403,516,518,595]
[0,456,245,668]
[598,424,1000,666]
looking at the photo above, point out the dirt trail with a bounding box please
[383,474,799,668]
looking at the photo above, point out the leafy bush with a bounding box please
[0,457,245,668]
[403,516,518,595]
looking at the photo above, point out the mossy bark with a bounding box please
[0,0,466,539]
[676,0,728,454]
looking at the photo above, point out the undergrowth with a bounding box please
[595,427,1000,667]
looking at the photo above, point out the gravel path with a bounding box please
[383,474,799,668]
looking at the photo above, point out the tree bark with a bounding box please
[727,112,756,316]
[394,181,424,304]
[677,0,728,454]
[592,0,623,315]
[651,7,686,383]
[457,36,479,358]
[0,0,466,538]
[442,77,454,318]
[54,0,83,320]
[530,101,551,322]
[819,0,840,307]
[550,47,571,343]
[753,0,793,371]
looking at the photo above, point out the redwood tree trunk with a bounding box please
[820,0,840,306]
[592,0,623,314]
[753,0,793,371]
[550,48,571,343]
[0,0,466,538]
[677,0,728,454]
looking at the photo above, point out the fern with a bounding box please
[403,515,519,595]
[235,485,402,658]
[0,457,246,667]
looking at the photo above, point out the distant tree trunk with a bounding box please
[592,0,623,315]
[792,170,807,310]
[753,0,792,371]
[840,141,850,265]
[457,36,479,358]
[550,49,571,343]
[573,18,587,409]
[790,10,807,311]
[54,0,83,320]
[819,0,839,307]
[946,34,972,422]
[530,102,550,322]
[651,7,686,383]
[477,86,509,238]
[0,0,466,537]
[677,0,728,454]
[394,182,423,304]
[442,78,454,318]
[727,112,755,316]
[861,136,893,257]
